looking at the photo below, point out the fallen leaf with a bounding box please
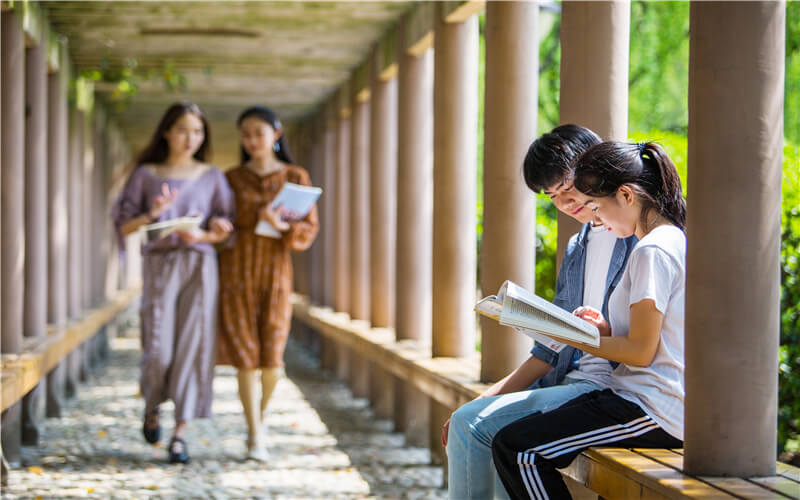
[97,430,107,438]
[87,488,95,493]
[27,466,44,475]
[148,485,159,490]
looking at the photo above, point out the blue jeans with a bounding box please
[445,378,602,499]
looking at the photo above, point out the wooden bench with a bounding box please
[292,295,800,500]
[1,287,140,412]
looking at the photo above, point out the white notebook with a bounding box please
[255,182,322,238]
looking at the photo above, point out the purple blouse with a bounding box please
[112,166,235,255]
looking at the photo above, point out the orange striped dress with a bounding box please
[217,164,319,369]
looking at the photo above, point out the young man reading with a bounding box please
[443,125,637,499]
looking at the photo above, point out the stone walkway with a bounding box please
[3,332,446,499]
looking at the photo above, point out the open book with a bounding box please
[475,280,600,348]
[255,182,322,238]
[140,215,203,244]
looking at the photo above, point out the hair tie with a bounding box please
[637,142,647,156]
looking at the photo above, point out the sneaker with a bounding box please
[246,437,269,462]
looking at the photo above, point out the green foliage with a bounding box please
[80,58,190,111]
[628,2,690,134]
[786,2,800,145]
[779,142,800,453]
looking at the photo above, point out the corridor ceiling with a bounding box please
[42,1,414,166]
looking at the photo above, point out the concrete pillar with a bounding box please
[369,65,398,328]
[66,108,86,395]
[684,1,784,477]
[394,38,434,443]
[396,47,433,344]
[349,97,370,321]
[46,49,70,418]
[321,108,337,308]
[480,1,539,382]
[432,9,479,357]
[309,116,325,305]
[557,0,631,267]
[333,110,351,314]
[1,9,26,467]
[393,376,431,448]
[21,36,50,446]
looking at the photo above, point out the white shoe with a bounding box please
[246,438,269,462]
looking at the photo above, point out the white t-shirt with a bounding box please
[576,225,618,377]
[606,225,686,440]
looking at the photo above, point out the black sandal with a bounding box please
[142,409,161,444]
[168,436,190,464]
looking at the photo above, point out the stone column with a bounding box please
[432,8,478,357]
[46,46,70,418]
[369,64,398,328]
[66,108,86,394]
[480,1,539,382]
[21,35,49,446]
[557,0,630,267]
[394,32,434,439]
[309,116,325,306]
[1,9,26,467]
[684,1,784,477]
[349,96,370,322]
[322,106,337,308]
[333,107,351,315]
[333,102,352,380]
[79,110,93,381]
[396,47,433,345]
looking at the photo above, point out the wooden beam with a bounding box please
[1,287,140,412]
[403,2,435,55]
[442,0,486,23]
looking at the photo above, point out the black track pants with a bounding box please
[491,389,682,500]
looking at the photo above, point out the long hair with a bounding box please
[572,141,686,231]
[135,102,211,166]
[522,124,602,193]
[237,106,294,164]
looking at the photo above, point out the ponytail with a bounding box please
[573,141,686,231]
[640,142,686,230]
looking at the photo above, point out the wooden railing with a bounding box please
[1,287,140,412]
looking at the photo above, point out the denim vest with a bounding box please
[529,223,637,389]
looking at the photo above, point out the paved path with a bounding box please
[3,332,446,499]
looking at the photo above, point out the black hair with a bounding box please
[522,124,602,193]
[136,101,211,166]
[572,141,686,231]
[237,106,294,164]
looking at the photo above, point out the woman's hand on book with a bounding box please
[149,183,180,219]
[208,217,233,241]
[573,306,611,337]
[259,203,290,232]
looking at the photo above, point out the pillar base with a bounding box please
[393,378,430,448]
[65,350,81,399]
[1,403,22,468]
[368,363,394,420]
[22,381,46,445]
[46,362,67,418]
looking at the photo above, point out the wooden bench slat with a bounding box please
[567,448,736,499]
[635,449,790,499]
[746,476,800,499]
[778,463,800,483]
